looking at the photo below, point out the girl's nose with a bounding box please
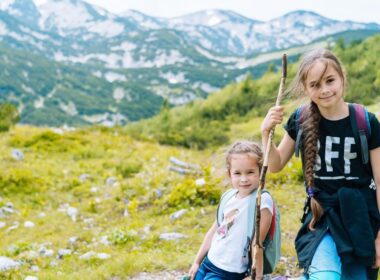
[320,84,330,95]
[240,176,248,182]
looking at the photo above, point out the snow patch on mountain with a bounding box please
[38,0,123,37]
[105,72,126,82]
[159,71,188,84]
[113,88,125,103]
[34,97,45,108]
[59,100,78,116]
[87,20,124,37]
[0,22,8,35]
[110,41,136,52]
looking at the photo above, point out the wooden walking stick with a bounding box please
[251,54,287,279]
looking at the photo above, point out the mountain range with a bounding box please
[0,0,379,126]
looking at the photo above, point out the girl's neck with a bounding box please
[235,190,255,199]
[318,100,349,120]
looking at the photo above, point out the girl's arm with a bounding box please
[261,106,295,172]
[249,208,272,280]
[370,147,380,268]
[189,221,217,280]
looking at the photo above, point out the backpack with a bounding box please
[294,103,371,164]
[216,188,281,275]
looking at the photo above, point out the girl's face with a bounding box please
[305,60,344,111]
[229,153,260,198]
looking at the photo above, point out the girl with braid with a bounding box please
[261,49,380,279]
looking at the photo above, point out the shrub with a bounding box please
[166,177,221,209]
[108,228,138,245]
[0,168,45,195]
[116,162,142,178]
[0,103,20,132]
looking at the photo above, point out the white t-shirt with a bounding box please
[207,192,273,273]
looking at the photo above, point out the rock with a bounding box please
[195,178,205,186]
[0,221,6,228]
[69,236,78,245]
[143,225,151,234]
[170,209,187,220]
[58,249,72,259]
[24,276,38,280]
[96,253,110,260]
[79,251,110,260]
[99,236,110,246]
[67,207,78,222]
[159,232,187,241]
[6,222,19,232]
[155,189,162,198]
[5,202,13,209]
[78,174,90,182]
[105,176,118,187]
[24,221,35,228]
[49,260,59,267]
[11,149,24,161]
[79,251,95,260]
[0,256,19,271]
[30,265,39,272]
[38,246,54,257]
[0,202,15,217]
[38,212,46,218]
[123,209,129,217]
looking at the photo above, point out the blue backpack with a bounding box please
[216,188,281,275]
[294,103,371,164]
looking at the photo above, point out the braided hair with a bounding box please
[289,49,346,230]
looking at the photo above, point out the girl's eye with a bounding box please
[309,83,317,88]
[326,78,334,83]
[233,172,240,175]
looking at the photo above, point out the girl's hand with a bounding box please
[373,230,380,268]
[261,106,284,134]
[188,262,199,280]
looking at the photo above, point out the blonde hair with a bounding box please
[225,140,263,173]
[290,49,346,230]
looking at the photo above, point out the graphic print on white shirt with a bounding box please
[216,209,239,239]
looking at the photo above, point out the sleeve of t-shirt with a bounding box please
[283,110,298,141]
[260,192,274,215]
[369,112,380,150]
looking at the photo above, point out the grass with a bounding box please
[1,101,379,279]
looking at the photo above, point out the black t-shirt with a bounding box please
[285,110,380,193]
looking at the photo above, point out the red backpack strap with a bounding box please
[351,103,371,137]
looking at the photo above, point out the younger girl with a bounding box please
[261,48,380,279]
[188,140,275,280]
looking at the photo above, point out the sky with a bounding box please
[33,0,380,24]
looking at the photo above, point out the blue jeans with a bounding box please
[194,256,247,280]
[300,233,367,280]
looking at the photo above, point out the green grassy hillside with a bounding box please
[0,121,307,279]
[1,34,380,279]
[126,34,380,150]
